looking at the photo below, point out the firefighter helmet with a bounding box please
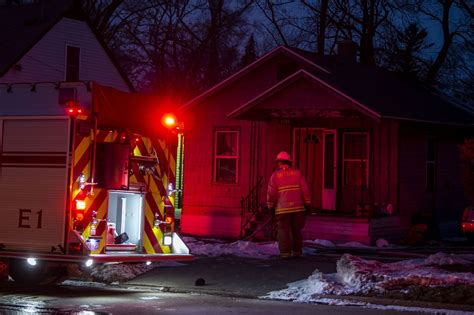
[276,151,292,162]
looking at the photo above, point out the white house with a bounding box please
[0,0,133,115]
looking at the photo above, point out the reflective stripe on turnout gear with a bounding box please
[277,185,301,192]
[275,206,305,215]
[266,165,311,214]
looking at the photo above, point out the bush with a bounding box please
[459,138,474,204]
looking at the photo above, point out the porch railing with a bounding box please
[240,176,263,238]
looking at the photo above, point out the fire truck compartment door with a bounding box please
[0,118,70,252]
[107,191,144,248]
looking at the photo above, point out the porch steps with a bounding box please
[243,214,275,241]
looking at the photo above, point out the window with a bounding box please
[65,46,80,81]
[214,130,239,184]
[426,136,436,192]
[343,132,369,187]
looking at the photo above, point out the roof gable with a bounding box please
[0,0,73,76]
[179,45,330,113]
[184,44,473,126]
[227,70,380,120]
[0,1,134,91]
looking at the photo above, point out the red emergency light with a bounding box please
[161,113,177,129]
[66,100,83,116]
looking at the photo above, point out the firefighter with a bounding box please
[267,151,311,259]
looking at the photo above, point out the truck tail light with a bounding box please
[76,200,86,210]
[74,200,86,222]
[66,100,83,116]
[165,215,173,224]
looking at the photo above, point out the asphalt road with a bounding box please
[0,253,473,314]
[0,281,427,315]
[127,254,338,297]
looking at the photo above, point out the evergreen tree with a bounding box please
[387,23,432,79]
[240,34,257,68]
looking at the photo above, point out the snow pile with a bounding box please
[305,239,336,247]
[183,237,279,258]
[306,238,395,249]
[338,242,371,248]
[265,252,474,302]
[425,252,472,265]
[375,238,390,248]
[89,262,157,283]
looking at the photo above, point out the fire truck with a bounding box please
[0,82,190,283]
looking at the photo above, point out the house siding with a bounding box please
[0,18,129,91]
[0,82,90,116]
[398,123,467,237]
[372,120,399,213]
[181,55,306,238]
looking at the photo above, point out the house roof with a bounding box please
[181,45,474,126]
[0,0,134,91]
[291,48,474,125]
[178,45,330,113]
[227,69,380,120]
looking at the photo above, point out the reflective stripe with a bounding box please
[278,187,301,193]
[275,207,305,215]
[277,185,300,192]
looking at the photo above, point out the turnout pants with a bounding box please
[275,211,306,258]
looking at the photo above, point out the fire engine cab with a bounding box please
[0,82,191,283]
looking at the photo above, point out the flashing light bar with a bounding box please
[162,113,177,128]
[66,100,83,116]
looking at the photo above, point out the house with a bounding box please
[178,44,474,244]
[0,0,133,115]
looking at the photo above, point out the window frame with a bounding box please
[65,45,81,82]
[342,132,370,188]
[213,128,240,185]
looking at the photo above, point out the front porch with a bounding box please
[302,213,411,245]
[240,186,410,246]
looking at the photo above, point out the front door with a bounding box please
[322,130,337,210]
[293,128,323,209]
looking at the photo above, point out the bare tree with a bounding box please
[254,0,313,49]
[101,0,252,97]
[204,0,253,85]
[82,0,125,43]
[415,0,474,85]
[301,0,330,55]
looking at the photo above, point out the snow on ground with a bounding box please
[65,261,187,284]
[182,237,280,258]
[265,252,474,299]
[66,236,474,313]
